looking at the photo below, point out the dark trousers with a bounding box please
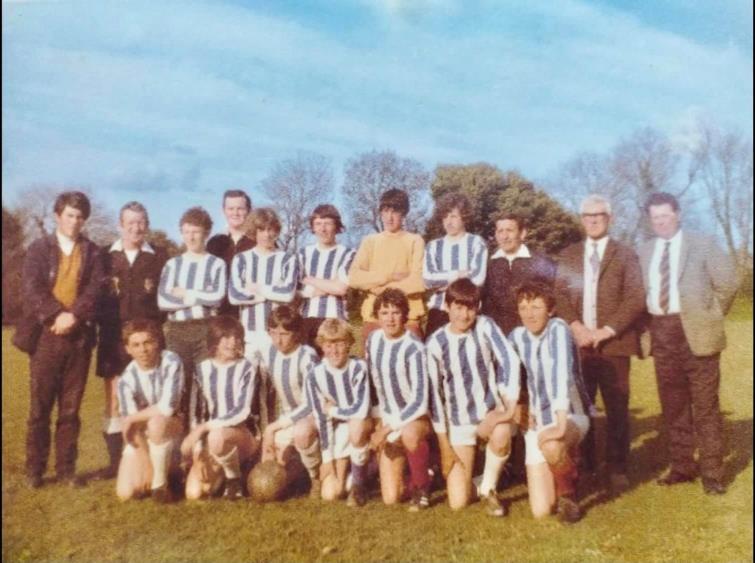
[26,328,93,478]
[164,319,209,427]
[581,352,631,474]
[650,315,724,481]
[424,309,449,340]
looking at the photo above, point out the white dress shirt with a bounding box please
[582,236,609,329]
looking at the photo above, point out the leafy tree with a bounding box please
[426,163,507,242]
[260,152,335,253]
[496,173,583,255]
[2,206,26,324]
[426,164,581,255]
[342,150,430,237]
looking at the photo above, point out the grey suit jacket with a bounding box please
[639,231,738,356]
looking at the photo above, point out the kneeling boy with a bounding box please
[181,316,260,500]
[426,278,521,516]
[366,289,433,511]
[116,319,184,503]
[509,282,591,523]
[259,305,322,497]
[307,319,372,506]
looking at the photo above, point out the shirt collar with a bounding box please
[656,229,683,246]
[110,239,155,254]
[55,230,77,251]
[585,236,609,255]
[491,244,531,261]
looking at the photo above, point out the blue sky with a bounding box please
[2,0,752,239]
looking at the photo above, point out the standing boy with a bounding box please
[298,204,355,352]
[426,278,521,516]
[18,191,103,489]
[228,208,298,360]
[96,201,167,480]
[423,193,488,338]
[349,189,425,344]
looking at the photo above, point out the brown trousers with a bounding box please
[581,351,631,474]
[650,314,724,481]
[26,328,93,478]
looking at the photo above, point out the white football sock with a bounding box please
[212,446,241,479]
[148,439,172,490]
[296,440,322,479]
[479,447,509,497]
[103,416,122,434]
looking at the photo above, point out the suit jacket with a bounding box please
[639,231,738,357]
[13,233,104,354]
[555,238,646,357]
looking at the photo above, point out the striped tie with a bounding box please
[659,241,671,314]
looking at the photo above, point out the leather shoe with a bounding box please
[57,473,87,489]
[657,470,695,486]
[609,472,630,494]
[702,478,726,495]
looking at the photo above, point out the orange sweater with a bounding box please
[348,230,426,322]
[52,243,81,309]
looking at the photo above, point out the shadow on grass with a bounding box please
[580,410,753,510]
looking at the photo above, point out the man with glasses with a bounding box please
[554,195,645,495]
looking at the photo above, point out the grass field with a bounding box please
[3,303,753,563]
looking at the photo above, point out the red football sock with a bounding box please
[549,450,578,498]
[406,439,431,491]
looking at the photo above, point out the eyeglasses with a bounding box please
[581,212,609,219]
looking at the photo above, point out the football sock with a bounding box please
[296,441,321,480]
[549,450,578,498]
[406,439,431,491]
[480,447,509,496]
[350,445,369,488]
[213,446,241,480]
[148,439,172,490]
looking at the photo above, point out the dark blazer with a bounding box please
[13,233,104,353]
[639,231,738,356]
[555,239,645,357]
[206,233,255,316]
[481,250,556,335]
[98,243,167,324]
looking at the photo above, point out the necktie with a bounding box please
[590,243,600,279]
[659,241,671,314]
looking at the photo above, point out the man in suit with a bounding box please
[17,191,104,489]
[555,194,645,494]
[640,192,738,495]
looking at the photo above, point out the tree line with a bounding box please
[3,119,751,324]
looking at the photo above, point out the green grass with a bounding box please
[3,318,753,563]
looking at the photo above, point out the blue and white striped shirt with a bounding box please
[298,243,355,320]
[158,253,227,321]
[118,350,184,418]
[365,329,428,431]
[509,318,590,429]
[426,315,520,432]
[423,233,488,310]
[190,357,259,430]
[306,358,370,450]
[258,342,319,425]
[228,248,298,335]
